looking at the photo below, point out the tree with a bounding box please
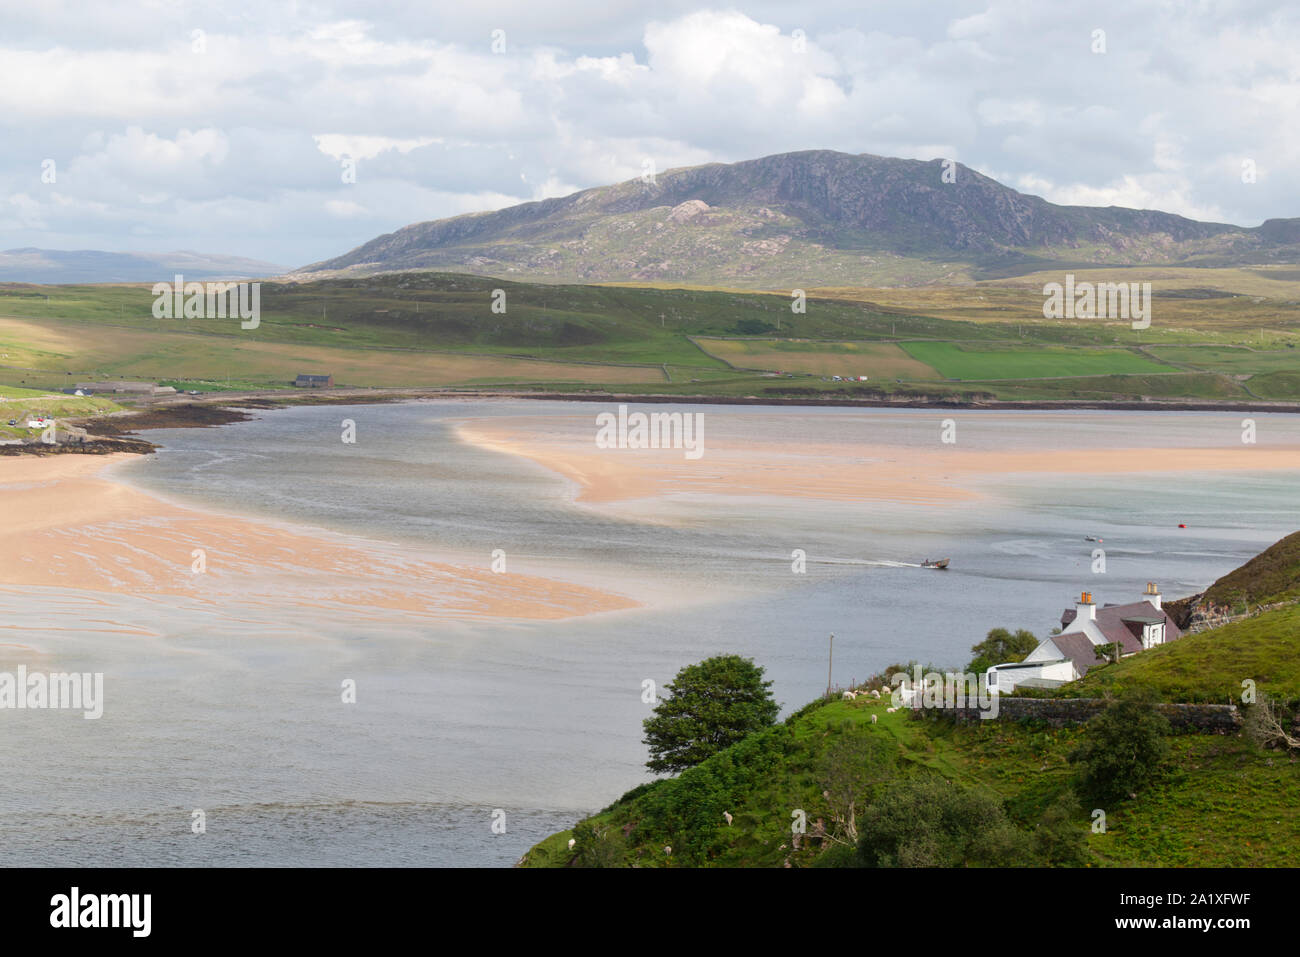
[1069,689,1170,802]
[1093,642,1121,665]
[967,627,1039,674]
[642,655,779,774]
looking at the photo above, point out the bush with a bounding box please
[1069,689,1171,802]
[570,820,629,868]
[633,726,792,864]
[811,843,859,868]
[856,774,1033,867]
[1032,791,1089,865]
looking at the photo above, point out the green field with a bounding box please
[901,341,1172,380]
[1,270,1298,400]
[1148,344,1300,375]
[0,382,123,438]
[697,338,939,378]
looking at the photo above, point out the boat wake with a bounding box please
[812,558,921,568]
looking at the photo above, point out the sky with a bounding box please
[2,0,1297,268]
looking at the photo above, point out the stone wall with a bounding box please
[927,696,1241,732]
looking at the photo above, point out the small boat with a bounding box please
[1084,536,1103,543]
[921,558,950,569]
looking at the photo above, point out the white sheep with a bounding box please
[886,707,897,713]
[842,690,856,700]
[723,811,733,826]
[567,838,576,850]
[870,689,881,698]
[871,714,878,724]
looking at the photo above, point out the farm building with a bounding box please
[294,374,334,388]
[987,583,1182,692]
[75,381,167,394]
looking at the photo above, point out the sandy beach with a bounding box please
[0,453,638,621]
[9,412,1299,619]
[456,414,1300,505]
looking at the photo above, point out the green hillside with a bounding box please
[521,676,1299,868]
[1,270,1298,401]
[522,536,1300,869]
[1203,530,1300,608]
[1049,605,1300,703]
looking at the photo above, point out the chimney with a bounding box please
[1143,582,1162,610]
[1076,591,1096,621]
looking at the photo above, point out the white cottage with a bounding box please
[988,583,1181,692]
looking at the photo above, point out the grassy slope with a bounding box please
[522,669,1300,867]
[0,267,1297,399]
[523,532,1300,868]
[1050,605,1300,702]
[1202,529,1300,608]
[0,383,123,438]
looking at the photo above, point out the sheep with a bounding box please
[664,845,672,856]
[870,714,878,724]
[842,690,856,700]
[567,838,576,850]
[886,707,897,713]
[723,811,733,826]
[871,689,881,699]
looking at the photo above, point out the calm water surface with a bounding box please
[3,401,1296,865]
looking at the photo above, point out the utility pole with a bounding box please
[826,633,834,696]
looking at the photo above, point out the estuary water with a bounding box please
[2,400,1297,866]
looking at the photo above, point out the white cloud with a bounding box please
[0,1,1297,264]
[314,135,441,161]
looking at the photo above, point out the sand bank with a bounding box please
[456,416,1300,506]
[0,454,637,620]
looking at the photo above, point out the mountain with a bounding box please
[0,248,287,284]
[301,150,1300,287]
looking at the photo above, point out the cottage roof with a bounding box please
[1060,599,1181,643]
[1049,632,1106,677]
